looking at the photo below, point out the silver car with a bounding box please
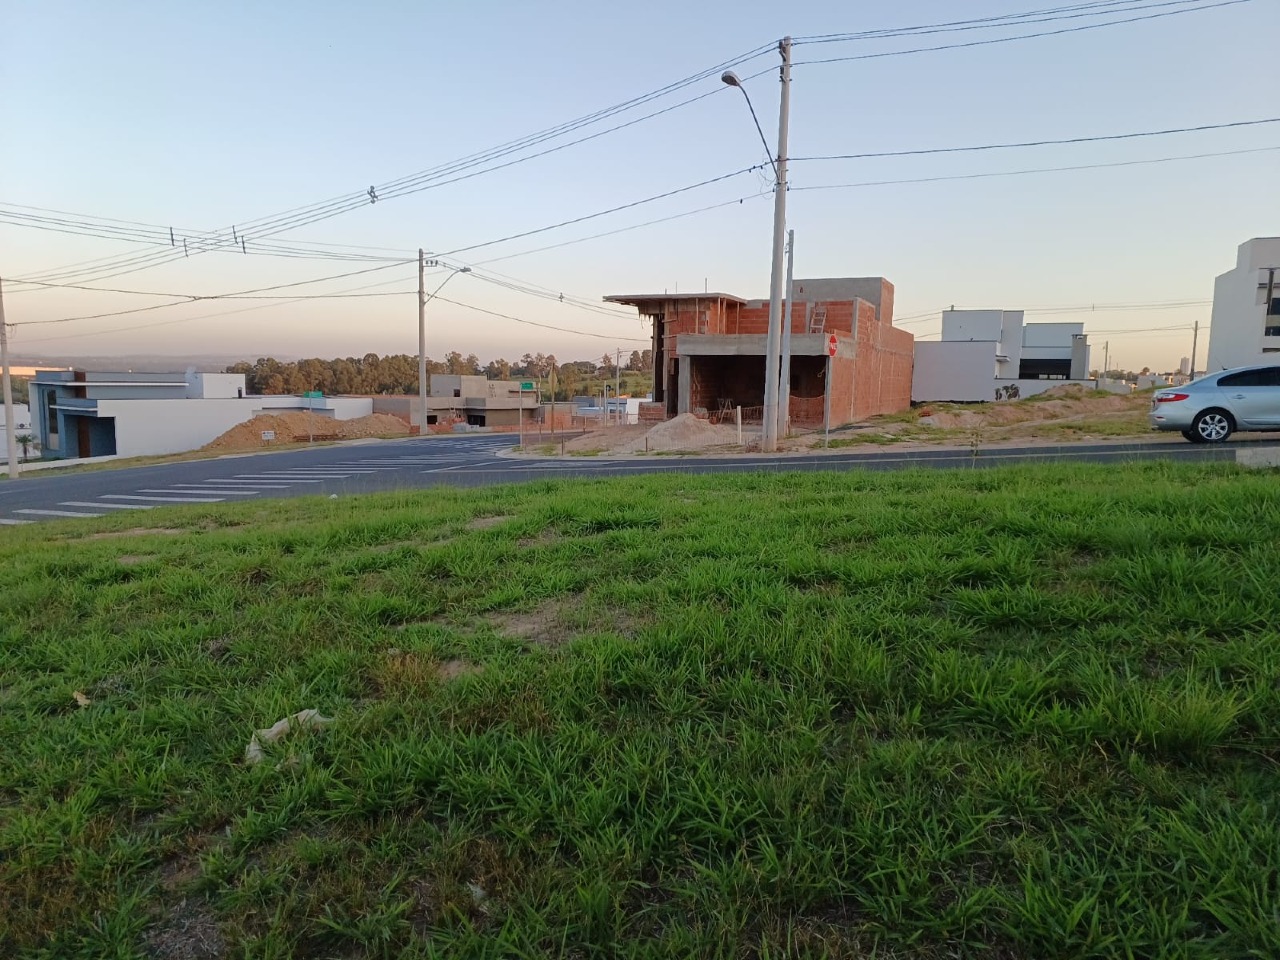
[1149,365,1280,442]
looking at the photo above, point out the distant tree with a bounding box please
[627,350,643,372]
[640,349,653,373]
[486,358,512,380]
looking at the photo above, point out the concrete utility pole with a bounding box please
[1189,321,1199,379]
[778,229,795,439]
[0,278,19,479]
[761,37,792,453]
[418,249,428,435]
[1103,341,1110,380]
[417,253,470,435]
[615,348,621,426]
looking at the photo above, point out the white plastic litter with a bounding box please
[244,709,332,765]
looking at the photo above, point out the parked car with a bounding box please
[1149,365,1280,443]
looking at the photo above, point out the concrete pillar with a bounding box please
[1070,335,1090,380]
[678,355,692,415]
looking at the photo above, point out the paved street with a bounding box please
[0,432,1265,526]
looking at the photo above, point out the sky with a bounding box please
[1,0,1276,372]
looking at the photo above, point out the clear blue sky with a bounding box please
[2,0,1275,370]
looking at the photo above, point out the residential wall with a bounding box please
[1207,238,1280,371]
[97,399,276,458]
[913,341,997,402]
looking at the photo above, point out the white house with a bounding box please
[30,370,374,460]
[1206,237,1280,373]
[912,310,1092,403]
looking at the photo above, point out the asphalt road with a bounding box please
[0,432,1263,526]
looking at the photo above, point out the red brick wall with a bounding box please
[851,300,914,420]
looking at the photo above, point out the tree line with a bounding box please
[225,350,654,399]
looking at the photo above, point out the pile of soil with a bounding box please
[557,413,746,456]
[920,391,1143,430]
[203,412,410,451]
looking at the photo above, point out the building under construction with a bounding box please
[605,277,913,426]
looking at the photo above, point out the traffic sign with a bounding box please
[827,334,838,357]
[303,391,323,398]
[520,381,535,391]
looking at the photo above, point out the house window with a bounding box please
[453,389,461,398]
[45,391,60,451]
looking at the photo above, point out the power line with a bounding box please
[9,261,412,327]
[791,145,1280,193]
[793,0,1223,44]
[431,295,648,343]
[793,0,1251,66]
[792,117,1280,162]
[6,44,778,288]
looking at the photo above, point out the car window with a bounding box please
[1218,368,1280,387]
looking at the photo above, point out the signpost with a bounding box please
[261,430,275,443]
[825,335,837,448]
[519,382,534,449]
[303,391,322,445]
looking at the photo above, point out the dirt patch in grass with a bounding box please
[141,897,225,960]
[487,600,571,647]
[116,554,154,566]
[467,515,514,531]
[75,528,186,541]
[486,599,649,647]
[367,539,420,554]
[438,658,484,681]
[372,651,482,694]
[516,528,560,549]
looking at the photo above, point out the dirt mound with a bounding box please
[203,412,410,451]
[616,413,737,454]
[922,390,1145,430]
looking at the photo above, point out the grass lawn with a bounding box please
[2,463,1279,958]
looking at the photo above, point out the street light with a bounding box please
[722,38,791,452]
[418,251,471,435]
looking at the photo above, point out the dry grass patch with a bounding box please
[466,515,515,531]
[140,897,225,960]
[75,527,187,541]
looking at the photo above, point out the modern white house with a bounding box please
[29,370,375,460]
[1206,237,1280,373]
[912,310,1092,402]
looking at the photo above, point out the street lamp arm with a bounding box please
[426,266,471,303]
[722,73,779,183]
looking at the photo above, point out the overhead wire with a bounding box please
[792,0,1251,66]
[793,0,1227,44]
[791,145,1280,193]
[791,117,1280,162]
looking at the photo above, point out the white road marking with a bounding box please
[62,501,155,510]
[16,508,106,518]
[101,494,225,503]
[0,517,35,525]
[185,481,292,488]
[232,476,325,483]
[138,488,258,496]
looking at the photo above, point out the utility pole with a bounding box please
[615,348,621,426]
[778,229,795,439]
[1103,341,1110,381]
[417,249,428,437]
[1189,321,1199,379]
[0,277,19,479]
[760,36,791,454]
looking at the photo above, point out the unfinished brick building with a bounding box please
[605,277,914,426]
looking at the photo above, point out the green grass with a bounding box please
[3,463,1280,958]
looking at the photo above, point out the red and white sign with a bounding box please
[827,334,838,357]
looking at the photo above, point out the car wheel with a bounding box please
[1181,429,1199,443]
[1191,409,1233,444]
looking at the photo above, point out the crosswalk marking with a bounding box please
[101,494,225,503]
[233,476,325,482]
[16,508,106,518]
[185,481,292,488]
[138,488,258,496]
[61,501,155,511]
